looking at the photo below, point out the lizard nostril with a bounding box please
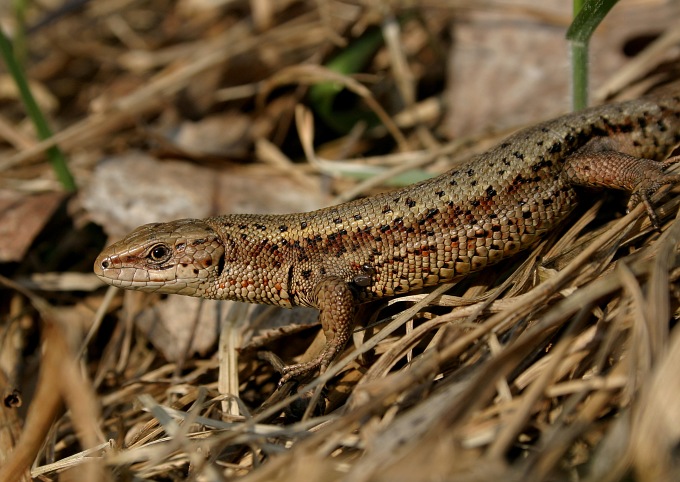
[101,260,110,269]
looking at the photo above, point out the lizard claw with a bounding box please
[278,357,328,387]
[258,351,326,386]
[661,154,680,168]
[626,167,680,231]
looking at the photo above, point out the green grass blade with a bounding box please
[0,27,76,191]
[308,28,384,133]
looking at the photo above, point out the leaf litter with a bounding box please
[0,1,679,481]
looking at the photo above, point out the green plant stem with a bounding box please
[571,0,588,110]
[571,42,589,111]
[567,0,619,111]
[0,27,76,191]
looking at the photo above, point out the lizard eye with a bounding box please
[148,244,170,261]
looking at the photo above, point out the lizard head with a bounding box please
[94,219,225,298]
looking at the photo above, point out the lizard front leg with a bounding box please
[280,276,356,385]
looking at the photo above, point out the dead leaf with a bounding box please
[0,190,65,262]
[83,151,326,237]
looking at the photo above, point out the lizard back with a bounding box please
[204,94,680,307]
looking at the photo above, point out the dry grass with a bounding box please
[0,1,679,481]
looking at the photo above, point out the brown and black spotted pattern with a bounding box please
[95,92,680,382]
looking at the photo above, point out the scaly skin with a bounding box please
[95,93,680,383]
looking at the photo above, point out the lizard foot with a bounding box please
[258,351,326,386]
[278,349,336,386]
[626,163,680,230]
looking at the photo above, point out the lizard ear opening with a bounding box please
[216,249,226,277]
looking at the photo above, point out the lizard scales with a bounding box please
[95,92,680,382]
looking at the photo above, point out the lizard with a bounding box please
[94,90,680,385]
